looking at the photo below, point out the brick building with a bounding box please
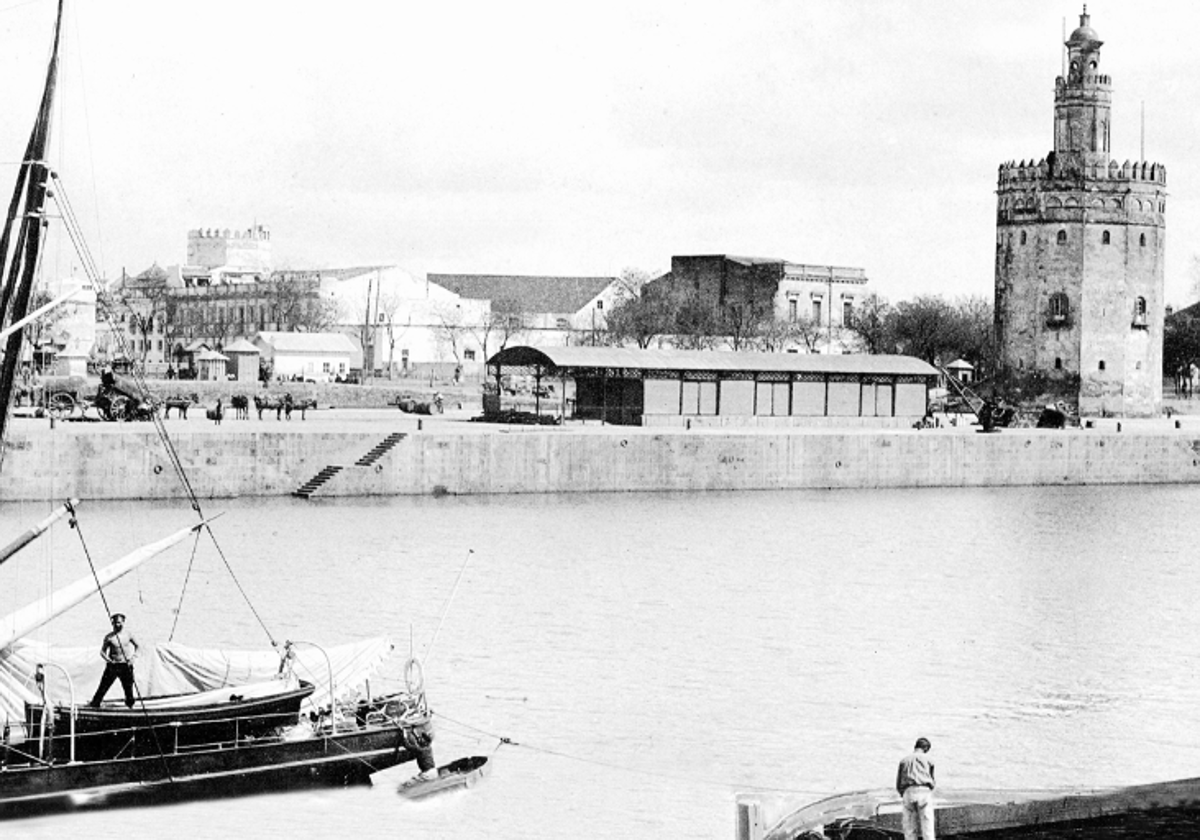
[994,7,1166,416]
[649,255,869,351]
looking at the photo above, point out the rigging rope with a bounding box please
[47,174,277,646]
[424,548,473,665]
[64,500,175,783]
[430,711,832,797]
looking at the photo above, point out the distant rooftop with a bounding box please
[428,273,616,314]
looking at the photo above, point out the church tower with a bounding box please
[994,6,1166,417]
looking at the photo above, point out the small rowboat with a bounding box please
[397,755,490,800]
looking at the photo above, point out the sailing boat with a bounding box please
[0,1,435,814]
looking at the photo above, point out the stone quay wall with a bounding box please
[3,424,1200,502]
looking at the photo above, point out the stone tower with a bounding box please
[994,6,1166,417]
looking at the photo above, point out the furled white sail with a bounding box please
[0,636,395,721]
[0,522,203,652]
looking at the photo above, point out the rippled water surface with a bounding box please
[3,485,1200,839]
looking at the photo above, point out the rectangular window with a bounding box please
[464,349,476,361]
[322,361,331,373]
[789,299,797,321]
[596,300,604,311]
[812,299,823,323]
[843,300,853,326]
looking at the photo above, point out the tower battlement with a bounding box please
[997,158,1166,187]
[187,225,271,241]
[1056,73,1111,88]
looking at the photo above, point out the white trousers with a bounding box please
[901,785,935,840]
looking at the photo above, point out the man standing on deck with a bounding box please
[89,613,140,708]
[896,737,936,840]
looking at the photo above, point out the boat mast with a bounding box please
[0,0,65,451]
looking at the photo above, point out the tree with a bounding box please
[718,302,766,351]
[603,289,676,348]
[949,295,995,378]
[844,292,895,354]
[756,313,824,353]
[263,275,337,332]
[889,295,960,364]
[376,292,409,378]
[432,303,468,366]
[490,298,530,353]
[671,290,720,350]
[466,296,527,361]
[111,272,171,363]
[1164,311,1200,379]
[23,288,70,370]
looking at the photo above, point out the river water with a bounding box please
[2,485,1200,839]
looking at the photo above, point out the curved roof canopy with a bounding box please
[487,345,937,376]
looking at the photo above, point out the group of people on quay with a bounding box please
[1173,363,1200,398]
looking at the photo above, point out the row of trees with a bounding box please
[602,268,995,375]
[87,264,995,379]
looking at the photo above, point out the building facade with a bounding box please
[651,255,869,351]
[994,8,1166,417]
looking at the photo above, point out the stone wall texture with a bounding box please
[3,427,1199,502]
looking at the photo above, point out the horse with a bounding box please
[230,394,249,420]
[206,399,223,425]
[254,394,287,420]
[163,393,198,419]
[286,397,318,420]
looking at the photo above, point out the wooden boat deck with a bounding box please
[758,776,1200,839]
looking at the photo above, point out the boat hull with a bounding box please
[0,723,431,817]
[396,754,490,800]
[766,776,1200,840]
[26,681,317,761]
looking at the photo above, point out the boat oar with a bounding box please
[0,498,79,568]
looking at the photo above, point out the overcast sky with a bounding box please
[2,1,1197,305]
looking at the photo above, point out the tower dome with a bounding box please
[1067,5,1101,49]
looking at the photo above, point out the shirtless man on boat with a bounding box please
[89,613,140,708]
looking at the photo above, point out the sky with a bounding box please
[2,0,1199,306]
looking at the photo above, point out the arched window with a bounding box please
[1057,230,1067,245]
[1132,296,1148,328]
[1102,230,1110,245]
[1099,360,1106,371]
[1048,292,1070,326]
[1055,357,1063,370]
[1140,233,1147,247]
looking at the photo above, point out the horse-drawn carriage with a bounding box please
[45,377,159,422]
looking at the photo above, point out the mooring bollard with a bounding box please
[735,796,764,840]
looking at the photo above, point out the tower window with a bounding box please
[1048,292,1070,326]
[1132,296,1148,328]
[1057,230,1068,245]
[1101,230,1110,245]
[1140,233,1147,247]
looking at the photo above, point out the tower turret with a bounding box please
[1053,6,1111,174]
